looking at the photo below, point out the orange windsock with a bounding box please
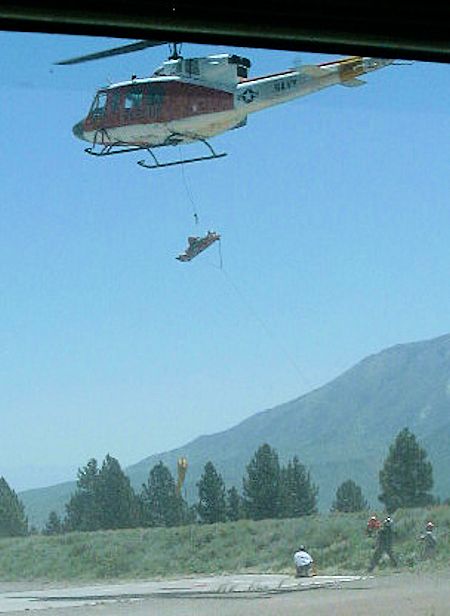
[177,457,188,493]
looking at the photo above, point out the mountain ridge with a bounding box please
[20,332,450,527]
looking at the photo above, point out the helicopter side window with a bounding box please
[124,86,144,110]
[89,92,107,117]
[145,84,165,119]
[109,90,121,114]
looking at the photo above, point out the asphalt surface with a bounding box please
[0,571,449,615]
[0,574,361,612]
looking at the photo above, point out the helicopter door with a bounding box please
[144,84,165,121]
[123,85,145,123]
[108,89,122,125]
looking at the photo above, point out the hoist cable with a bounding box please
[179,150,199,224]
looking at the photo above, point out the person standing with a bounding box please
[368,516,398,572]
[420,521,437,559]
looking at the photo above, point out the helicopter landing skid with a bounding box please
[85,143,149,157]
[137,138,227,170]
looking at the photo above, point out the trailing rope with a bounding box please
[218,264,314,389]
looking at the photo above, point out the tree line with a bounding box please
[1,444,318,536]
[55,444,318,534]
[0,427,445,538]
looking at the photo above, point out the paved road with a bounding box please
[0,574,361,612]
[0,572,448,615]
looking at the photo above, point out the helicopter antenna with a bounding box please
[169,43,183,60]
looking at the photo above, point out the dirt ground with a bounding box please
[1,571,449,615]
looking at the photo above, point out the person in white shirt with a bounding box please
[294,545,314,577]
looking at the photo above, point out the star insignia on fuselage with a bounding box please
[238,88,258,104]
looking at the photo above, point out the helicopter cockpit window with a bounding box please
[124,86,144,110]
[89,92,107,117]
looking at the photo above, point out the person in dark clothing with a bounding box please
[368,516,398,571]
[420,521,437,559]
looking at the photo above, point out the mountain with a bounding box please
[21,333,450,528]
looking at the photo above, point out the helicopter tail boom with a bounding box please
[234,56,393,113]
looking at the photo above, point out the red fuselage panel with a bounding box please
[84,81,234,131]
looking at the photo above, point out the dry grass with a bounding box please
[0,505,448,581]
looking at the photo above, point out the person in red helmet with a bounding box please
[366,514,381,536]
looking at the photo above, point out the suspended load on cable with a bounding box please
[176,231,221,262]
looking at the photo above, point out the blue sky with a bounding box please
[0,31,449,491]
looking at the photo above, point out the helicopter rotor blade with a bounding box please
[55,40,168,65]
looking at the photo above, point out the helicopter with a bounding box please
[58,40,395,169]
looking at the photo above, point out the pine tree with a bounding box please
[379,427,434,513]
[0,477,28,537]
[226,486,243,521]
[95,454,140,529]
[141,461,186,527]
[331,479,368,513]
[43,510,63,535]
[197,461,227,524]
[242,443,281,520]
[65,455,139,531]
[64,458,101,531]
[279,456,318,517]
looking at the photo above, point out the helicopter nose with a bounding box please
[72,120,85,140]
